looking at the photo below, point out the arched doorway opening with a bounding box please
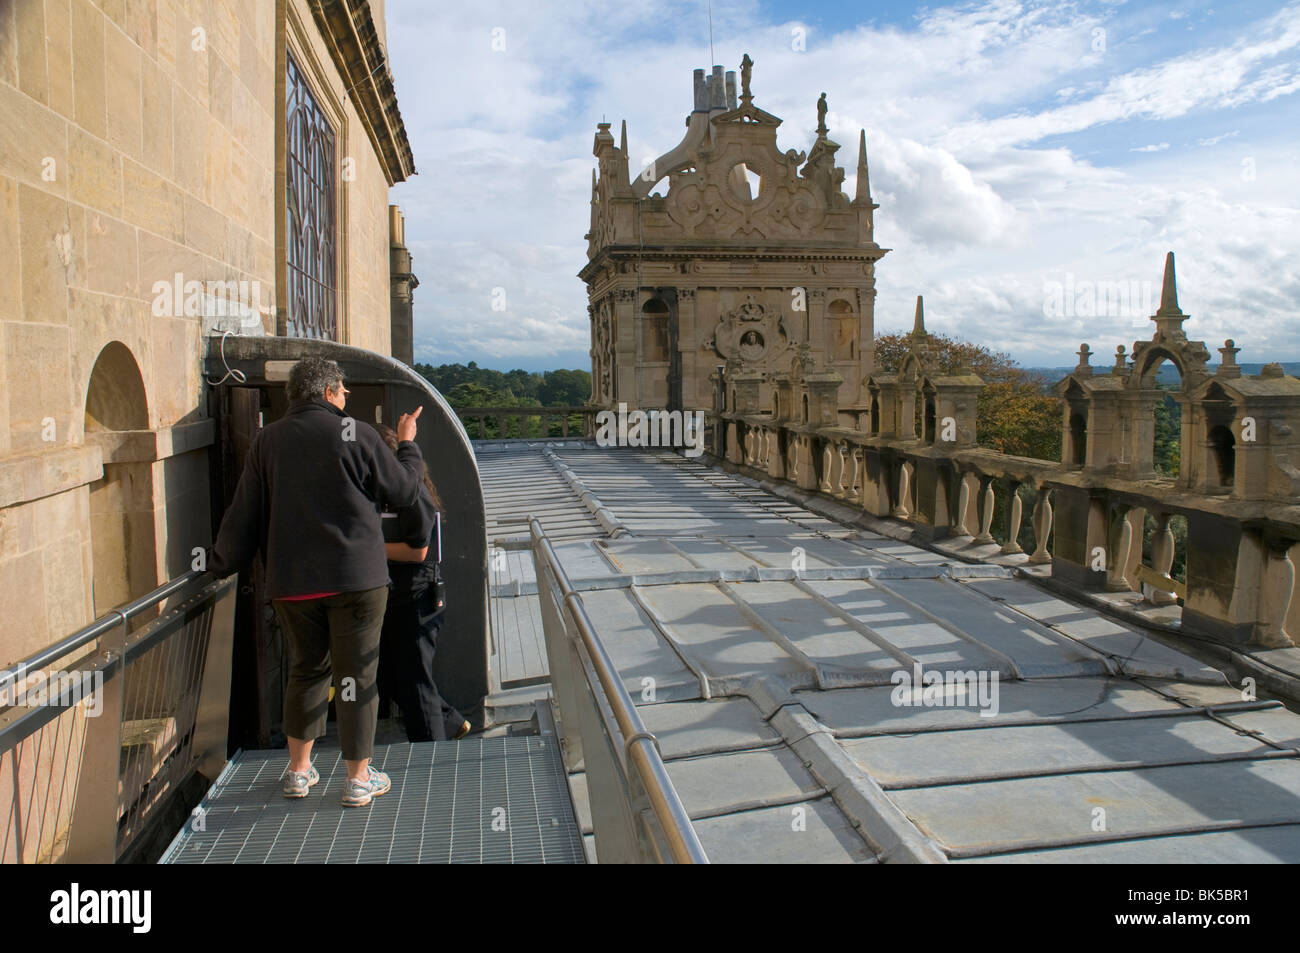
[85,342,156,616]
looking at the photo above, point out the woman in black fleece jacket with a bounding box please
[209,356,426,806]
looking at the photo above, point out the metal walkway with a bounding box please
[160,728,584,864]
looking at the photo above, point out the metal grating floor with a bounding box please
[160,735,585,864]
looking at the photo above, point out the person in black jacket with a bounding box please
[373,423,470,742]
[210,357,425,807]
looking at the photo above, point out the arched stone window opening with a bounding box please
[1210,424,1235,487]
[829,299,856,362]
[640,298,670,363]
[1148,356,1182,479]
[922,384,937,444]
[802,393,809,423]
[869,392,880,435]
[1069,412,1087,466]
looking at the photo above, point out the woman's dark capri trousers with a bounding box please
[377,587,465,742]
[272,587,388,761]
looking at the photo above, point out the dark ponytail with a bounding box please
[374,423,444,512]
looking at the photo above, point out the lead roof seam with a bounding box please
[830,699,1278,739]
[624,583,714,700]
[712,579,825,686]
[865,575,1026,679]
[943,816,1300,861]
[766,704,946,863]
[785,576,920,670]
[878,748,1300,791]
[963,579,1213,683]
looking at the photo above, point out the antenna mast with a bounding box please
[708,0,715,66]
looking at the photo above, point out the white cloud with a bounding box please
[384,0,1300,371]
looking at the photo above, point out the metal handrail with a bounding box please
[530,517,708,864]
[1,566,235,863]
[0,569,206,684]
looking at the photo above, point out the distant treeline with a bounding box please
[413,362,591,409]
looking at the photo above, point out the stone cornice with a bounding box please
[309,0,416,185]
[0,445,103,509]
[579,244,889,282]
[84,420,217,465]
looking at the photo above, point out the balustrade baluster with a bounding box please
[893,461,912,519]
[954,472,973,537]
[1148,512,1178,605]
[1106,505,1136,591]
[1257,539,1297,647]
[1000,482,1024,555]
[1029,488,1053,564]
[973,477,995,544]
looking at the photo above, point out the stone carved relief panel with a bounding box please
[665,140,828,240]
[704,293,791,365]
[593,297,616,403]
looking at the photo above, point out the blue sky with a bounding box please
[384,0,1300,373]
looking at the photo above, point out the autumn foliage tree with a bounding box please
[873,332,1063,462]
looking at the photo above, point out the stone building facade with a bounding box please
[0,0,413,680]
[580,57,886,417]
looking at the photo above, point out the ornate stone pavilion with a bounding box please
[580,56,885,416]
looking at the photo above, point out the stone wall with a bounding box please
[0,0,402,662]
[0,0,283,665]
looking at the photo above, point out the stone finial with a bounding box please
[619,119,627,155]
[912,295,926,336]
[725,71,737,110]
[1261,362,1285,379]
[1152,251,1189,340]
[1157,251,1180,316]
[1217,339,1242,378]
[1112,344,1129,375]
[855,130,872,204]
[1076,343,1092,373]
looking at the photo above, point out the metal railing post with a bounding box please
[64,612,127,863]
[529,517,708,863]
[192,578,238,780]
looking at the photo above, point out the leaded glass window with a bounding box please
[286,53,337,340]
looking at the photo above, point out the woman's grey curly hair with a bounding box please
[286,357,345,402]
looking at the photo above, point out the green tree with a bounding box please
[1152,385,1181,477]
[539,369,592,406]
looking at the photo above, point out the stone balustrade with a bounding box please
[709,405,1300,650]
